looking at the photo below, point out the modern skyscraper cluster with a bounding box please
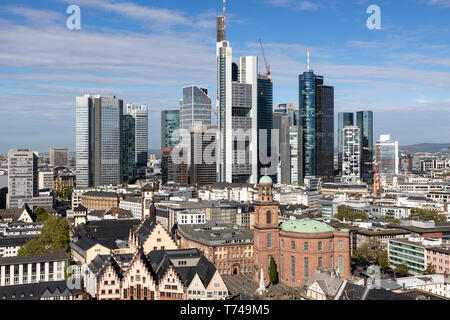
[76,94,148,187]
[337,111,374,182]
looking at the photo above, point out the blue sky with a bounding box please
[0,0,449,154]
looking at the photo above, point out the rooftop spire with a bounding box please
[307,48,310,72]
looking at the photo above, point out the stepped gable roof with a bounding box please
[90,254,123,281]
[0,280,83,300]
[134,218,156,244]
[124,248,156,280]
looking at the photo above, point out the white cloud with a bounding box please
[266,0,325,11]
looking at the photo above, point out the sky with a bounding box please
[0,0,449,155]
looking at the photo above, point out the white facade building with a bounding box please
[342,126,360,183]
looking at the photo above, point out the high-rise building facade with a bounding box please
[299,71,317,182]
[49,148,70,167]
[298,69,334,183]
[289,126,302,184]
[189,125,217,186]
[125,104,148,169]
[122,114,136,182]
[76,94,123,188]
[273,112,290,184]
[161,110,179,149]
[257,74,273,180]
[342,126,360,183]
[216,17,258,184]
[376,134,399,184]
[179,86,211,130]
[7,150,53,209]
[356,111,374,181]
[337,112,354,175]
[315,80,334,180]
[274,103,299,126]
[7,150,37,209]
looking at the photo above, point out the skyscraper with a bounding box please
[315,79,334,179]
[189,125,217,186]
[274,103,299,126]
[342,126,360,183]
[161,110,179,149]
[356,111,374,181]
[7,150,37,209]
[76,94,123,187]
[216,14,258,184]
[122,114,136,182]
[7,149,53,209]
[298,59,334,183]
[338,112,354,175]
[376,134,399,177]
[257,74,273,180]
[179,86,211,130]
[273,112,290,184]
[125,104,148,169]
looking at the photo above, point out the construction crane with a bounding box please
[259,38,272,80]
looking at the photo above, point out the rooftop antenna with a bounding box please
[307,48,310,72]
[223,0,226,32]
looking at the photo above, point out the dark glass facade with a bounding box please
[356,111,374,181]
[338,112,354,175]
[316,85,334,179]
[257,75,273,180]
[122,114,136,182]
[161,110,179,148]
[299,71,317,179]
[299,72,334,182]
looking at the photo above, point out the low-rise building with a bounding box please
[0,280,84,300]
[119,197,143,220]
[0,253,68,286]
[177,222,254,276]
[395,274,450,298]
[0,236,37,258]
[81,191,120,211]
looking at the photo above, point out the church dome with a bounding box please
[259,175,273,185]
[280,218,336,234]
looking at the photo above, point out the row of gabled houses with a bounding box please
[82,248,228,300]
[70,217,229,300]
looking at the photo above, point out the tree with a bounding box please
[34,207,49,222]
[395,264,409,277]
[18,215,70,256]
[411,207,447,223]
[336,205,368,221]
[375,249,389,271]
[422,263,436,275]
[268,255,278,284]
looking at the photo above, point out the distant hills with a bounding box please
[399,143,450,154]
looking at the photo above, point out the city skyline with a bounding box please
[0,0,450,154]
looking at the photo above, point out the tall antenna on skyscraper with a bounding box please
[307,48,310,72]
[223,0,226,31]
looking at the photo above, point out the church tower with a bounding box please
[253,175,280,284]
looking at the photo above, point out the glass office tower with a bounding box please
[257,74,273,180]
[315,80,334,179]
[76,94,123,187]
[122,114,136,182]
[356,111,374,181]
[161,110,179,148]
[180,86,211,130]
[126,104,148,169]
[338,112,354,175]
[299,71,317,180]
